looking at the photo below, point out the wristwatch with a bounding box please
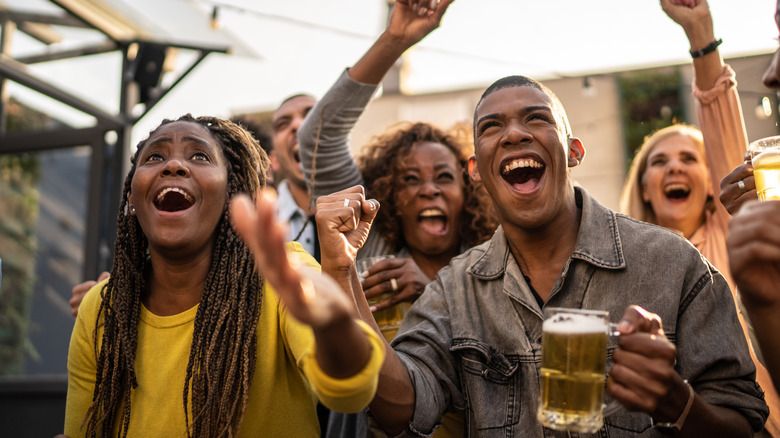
[651,381,695,434]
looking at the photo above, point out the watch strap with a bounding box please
[651,380,695,433]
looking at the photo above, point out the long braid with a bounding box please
[83,114,268,437]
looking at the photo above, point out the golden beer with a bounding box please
[537,310,609,433]
[368,294,410,342]
[357,255,409,342]
[752,149,780,201]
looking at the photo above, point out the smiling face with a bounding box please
[470,84,583,231]
[641,133,710,235]
[394,141,465,257]
[129,120,228,257]
[271,95,316,189]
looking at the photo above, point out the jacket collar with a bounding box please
[468,187,626,280]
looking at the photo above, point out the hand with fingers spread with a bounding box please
[720,155,757,215]
[70,271,110,318]
[231,190,358,332]
[360,257,429,312]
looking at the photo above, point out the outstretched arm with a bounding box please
[662,0,748,221]
[314,185,417,435]
[298,0,454,200]
[728,201,780,390]
[348,0,454,85]
[230,191,372,378]
[661,0,722,90]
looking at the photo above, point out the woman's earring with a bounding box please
[130,205,136,215]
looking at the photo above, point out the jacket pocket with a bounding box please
[453,340,520,431]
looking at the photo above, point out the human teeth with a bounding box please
[156,187,193,203]
[664,183,689,194]
[420,208,444,217]
[502,159,543,174]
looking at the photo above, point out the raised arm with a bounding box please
[662,0,747,221]
[314,186,417,434]
[298,0,454,199]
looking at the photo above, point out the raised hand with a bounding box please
[314,186,380,273]
[230,190,355,330]
[661,0,711,32]
[388,0,455,46]
[360,257,430,311]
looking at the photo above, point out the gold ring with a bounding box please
[737,179,747,194]
[390,278,398,292]
[343,198,350,207]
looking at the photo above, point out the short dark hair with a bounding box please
[474,75,573,140]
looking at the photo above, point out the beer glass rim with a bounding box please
[544,307,609,319]
[750,135,780,150]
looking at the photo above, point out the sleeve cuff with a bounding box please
[693,64,737,105]
[302,319,386,413]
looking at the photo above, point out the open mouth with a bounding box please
[291,143,301,163]
[154,187,195,212]
[419,208,448,235]
[664,183,690,201]
[501,158,545,190]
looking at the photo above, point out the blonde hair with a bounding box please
[619,124,707,224]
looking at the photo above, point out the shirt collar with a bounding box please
[275,180,306,223]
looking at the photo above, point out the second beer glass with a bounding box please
[749,135,780,201]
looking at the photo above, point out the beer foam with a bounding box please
[543,313,606,334]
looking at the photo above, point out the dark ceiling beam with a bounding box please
[0,54,125,127]
[16,41,117,64]
[16,21,62,45]
[0,125,107,154]
[0,10,90,29]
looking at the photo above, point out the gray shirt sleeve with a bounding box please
[298,69,379,199]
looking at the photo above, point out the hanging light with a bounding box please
[210,6,221,30]
[581,76,597,97]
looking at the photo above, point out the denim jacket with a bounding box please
[390,187,768,437]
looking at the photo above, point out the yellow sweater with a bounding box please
[64,244,384,437]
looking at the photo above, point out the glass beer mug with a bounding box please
[537,307,619,433]
[749,135,780,201]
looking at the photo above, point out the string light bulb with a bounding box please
[756,96,772,120]
[210,6,221,30]
[581,76,597,97]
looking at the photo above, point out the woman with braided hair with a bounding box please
[62,115,385,437]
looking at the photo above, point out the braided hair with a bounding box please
[83,114,268,437]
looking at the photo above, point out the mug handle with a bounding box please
[603,324,622,417]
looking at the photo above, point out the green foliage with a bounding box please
[0,100,45,375]
[618,69,685,171]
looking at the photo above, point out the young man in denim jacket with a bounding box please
[350,73,769,437]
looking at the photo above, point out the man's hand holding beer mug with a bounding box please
[537,305,691,434]
[607,306,693,434]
